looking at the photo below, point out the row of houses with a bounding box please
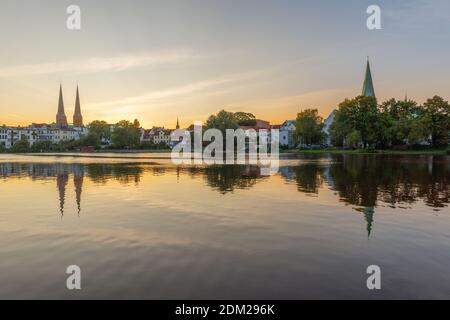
[0,119,306,150]
[0,124,87,149]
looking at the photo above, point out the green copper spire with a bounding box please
[362,58,375,98]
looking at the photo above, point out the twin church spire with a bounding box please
[56,84,83,127]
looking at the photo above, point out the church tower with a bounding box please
[362,58,376,98]
[56,84,68,127]
[73,85,83,127]
[176,117,180,129]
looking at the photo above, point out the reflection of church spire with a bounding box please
[74,169,84,216]
[363,206,374,238]
[56,173,69,216]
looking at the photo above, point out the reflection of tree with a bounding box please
[280,164,323,194]
[327,155,379,207]
[280,155,449,238]
[326,155,449,210]
[203,165,263,194]
[87,164,143,185]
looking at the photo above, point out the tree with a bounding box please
[31,140,52,152]
[88,120,111,141]
[233,112,256,126]
[380,98,420,147]
[11,136,30,153]
[78,132,101,148]
[345,130,361,149]
[111,120,141,149]
[408,118,428,145]
[205,110,239,133]
[295,109,324,146]
[421,96,450,146]
[330,96,378,149]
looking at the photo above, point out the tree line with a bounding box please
[295,95,450,150]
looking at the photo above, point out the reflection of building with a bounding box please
[363,207,374,238]
[56,166,84,216]
[57,171,84,216]
[56,173,69,216]
[73,165,84,215]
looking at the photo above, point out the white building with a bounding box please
[280,120,296,148]
[0,124,87,149]
[322,110,337,146]
[153,129,172,145]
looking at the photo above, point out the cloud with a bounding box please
[0,51,198,77]
[85,57,318,111]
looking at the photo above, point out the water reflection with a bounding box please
[0,155,448,223]
[203,165,266,194]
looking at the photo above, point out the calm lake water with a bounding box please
[0,153,449,299]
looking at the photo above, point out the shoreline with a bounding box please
[0,148,447,156]
[282,149,448,155]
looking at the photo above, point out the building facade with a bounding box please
[279,120,296,148]
[1,85,87,149]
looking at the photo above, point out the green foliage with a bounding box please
[446,146,450,155]
[111,120,141,149]
[345,130,361,149]
[233,112,256,126]
[30,140,53,152]
[88,120,111,141]
[295,109,324,145]
[78,132,101,148]
[10,136,30,153]
[335,96,378,148]
[51,139,77,152]
[140,141,169,150]
[422,96,450,146]
[0,144,6,153]
[205,110,239,133]
[331,95,449,149]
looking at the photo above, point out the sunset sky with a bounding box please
[1,0,450,128]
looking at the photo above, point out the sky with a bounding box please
[1,0,450,128]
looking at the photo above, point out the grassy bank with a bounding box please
[283,148,448,155]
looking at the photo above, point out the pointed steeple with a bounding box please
[56,84,68,127]
[176,117,180,129]
[73,85,83,127]
[362,58,375,98]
